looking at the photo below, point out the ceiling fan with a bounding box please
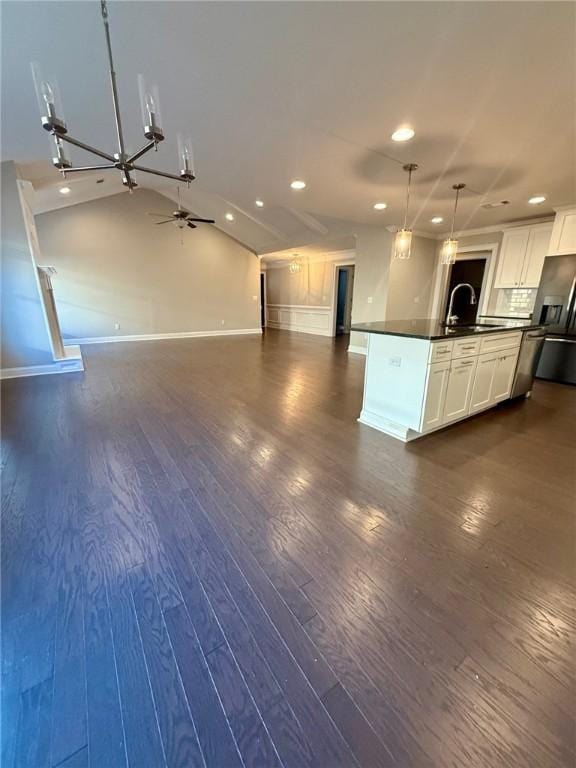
[147,188,215,230]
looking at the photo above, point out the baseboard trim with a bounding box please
[347,345,367,356]
[1,357,85,380]
[64,328,263,346]
[266,322,333,337]
[358,409,419,442]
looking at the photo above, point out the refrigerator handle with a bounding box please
[566,276,576,331]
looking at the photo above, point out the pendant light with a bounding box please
[394,163,418,260]
[441,183,466,266]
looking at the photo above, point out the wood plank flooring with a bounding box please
[1,329,575,768]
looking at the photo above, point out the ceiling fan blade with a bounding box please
[155,220,175,225]
[186,217,216,224]
[187,222,197,229]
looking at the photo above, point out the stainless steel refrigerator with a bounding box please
[533,254,576,385]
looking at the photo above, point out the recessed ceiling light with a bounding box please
[528,195,546,205]
[431,216,444,224]
[59,186,71,195]
[225,212,235,221]
[391,126,415,142]
[255,199,264,207]
[290,180,306,190]
[373,202,387,210]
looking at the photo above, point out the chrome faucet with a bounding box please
[445,282,477,325]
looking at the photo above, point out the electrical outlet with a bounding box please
[114,322,120,330]
[414,296,420,303]
[221,319,225,326]
[389,356,402,367]
[367,296,373,304]
[252,295,258,301]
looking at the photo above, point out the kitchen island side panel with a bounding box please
[362,334,430,430]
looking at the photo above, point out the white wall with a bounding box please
[35,189,261,341]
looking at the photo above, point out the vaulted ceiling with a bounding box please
[2,1,574,254]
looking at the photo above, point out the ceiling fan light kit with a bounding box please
[147,186,215,239]
[32,0,195,193]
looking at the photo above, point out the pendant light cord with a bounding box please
[449,184,465,240]
[403,167,412,231]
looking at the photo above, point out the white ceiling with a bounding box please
[2,1,575,253]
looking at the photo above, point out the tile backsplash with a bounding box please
[493,288,537,317]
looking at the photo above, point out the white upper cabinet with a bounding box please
[549,206,576,256]
[521,226,552,286]
[494,223,553,289]
[494,229,529,288]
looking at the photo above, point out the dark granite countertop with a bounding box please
[351,318,545,340]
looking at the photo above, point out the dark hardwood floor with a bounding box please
[2,329,575,768]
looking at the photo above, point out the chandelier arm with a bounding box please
[127,142,157,164]
[58,133,116,163]
[132,164,184,182]
[58,164,116,174]
[100,0,125,156]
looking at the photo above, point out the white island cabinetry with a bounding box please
[358,329,524,441]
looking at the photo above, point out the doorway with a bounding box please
[444,258,486,324]
[335,265,355,335]
[260,272,266,328]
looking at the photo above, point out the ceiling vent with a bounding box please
[481,200,510,209]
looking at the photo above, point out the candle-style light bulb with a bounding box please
[178,133,195,183]
[41,81,55,113]
[31,61,67,134]
[138,74,163,142]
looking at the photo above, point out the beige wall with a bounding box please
[349,228,394,349]
[35,189,260,340]
[1,161,55,370]
[349,229,438,348]
[265,260,335,306]
[386,235,438,321]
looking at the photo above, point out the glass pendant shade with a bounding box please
[394,228,413,260]
[177,134,195,182]
[440,238,458,265]
[138,74,163,141]
[31,61,66,134]
[442,183,466,267]
[393,163,418,260]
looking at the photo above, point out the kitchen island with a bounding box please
[352,319,544,441]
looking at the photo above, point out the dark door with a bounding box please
[336,268,348,335]
[260,273,266,327]
[444,259,486,324]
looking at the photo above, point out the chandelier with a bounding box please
[289,255,302,274]
[31,0,194,193]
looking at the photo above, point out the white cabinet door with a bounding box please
[421,362,450,432]
[520,226,552,287]
[469,353,497,414]
[549,207,576,256]
[494,229,529,288]
[491,349,519,402]
[443,358,477,423]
